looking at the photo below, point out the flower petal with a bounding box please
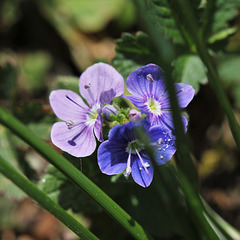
[126,64,166,99]
[49,89,89,121]
[97,140,128,175]
[159,111,189,132]
[79,63,124,106]
[99,88,116,105]
[131,154,153,187]
[124,95,148,113]
[50,122,96,157]
[94,116,103,142]
[108,122,135,143]
[148,126,176,165]
[175,83,195,108]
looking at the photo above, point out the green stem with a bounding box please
[0,154,99,240]
[168,0,240,150]
[137,128,218,240]
[0,107,153,240]
[136,0,199,189]
[177,170,219,240]
[202,198,240,240]
[200,0,216,40]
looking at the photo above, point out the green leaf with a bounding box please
[113,32,158,79]
[208,26,237,44]
[205,0,240,43]
[0,0,21,29]
[0,126,26,200]
[39,164,102,213]
[217,54,240,108]
[172,54,207,92]
[148,0,184,44]
[40,0,136,33]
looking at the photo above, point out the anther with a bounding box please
[84,83,91,89]
[146,74,154,82]
[84,83,95,103]
[66,120,75,129]
[124,166,132,177]
[143,162,150,168]
[156,138,163,146]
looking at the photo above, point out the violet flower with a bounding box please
[97,121,176,187]
[124,64,195,131]
[49,63,124,157]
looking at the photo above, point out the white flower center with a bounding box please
[86,103,100,125]
[146,98,161,116]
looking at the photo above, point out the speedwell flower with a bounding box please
[50,63,124,157]
[123,64,195,130]
[97,121,176,187]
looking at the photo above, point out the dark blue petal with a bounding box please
[148,126,176,165]
[108,124,129,144]
[97,140,127,175]
[126,64,166,99]
[159,111,175,130]
[124,95,147,110]
[131,154,153,187]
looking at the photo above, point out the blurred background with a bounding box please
[0,0,240,239]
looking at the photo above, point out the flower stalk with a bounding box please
[167,0,240,150]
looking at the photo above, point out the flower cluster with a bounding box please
[50,63,195,187]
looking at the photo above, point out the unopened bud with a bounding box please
[102,105,119,121]
[129,109,142,121]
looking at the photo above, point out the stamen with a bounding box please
[146,74,154,94]
[124,149,132,177]
[84,83,95,103]
[65,95,85,110]
[143,162,150,168]
[146,74,154,82]
[176,87,184,94]
[84,83,91,89]
[135,149,150,176]
[66,120,75,129]
[156,138,163,146]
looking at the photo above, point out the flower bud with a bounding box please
[102,105,119,121]
[129,109,142,121]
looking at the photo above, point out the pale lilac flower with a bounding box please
[124,64,195,131]
[97,121,176,187]
[50,63,124,157]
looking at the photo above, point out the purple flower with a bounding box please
[97,121,176,187]
[49,63,124,157]
[124,64,195,130]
